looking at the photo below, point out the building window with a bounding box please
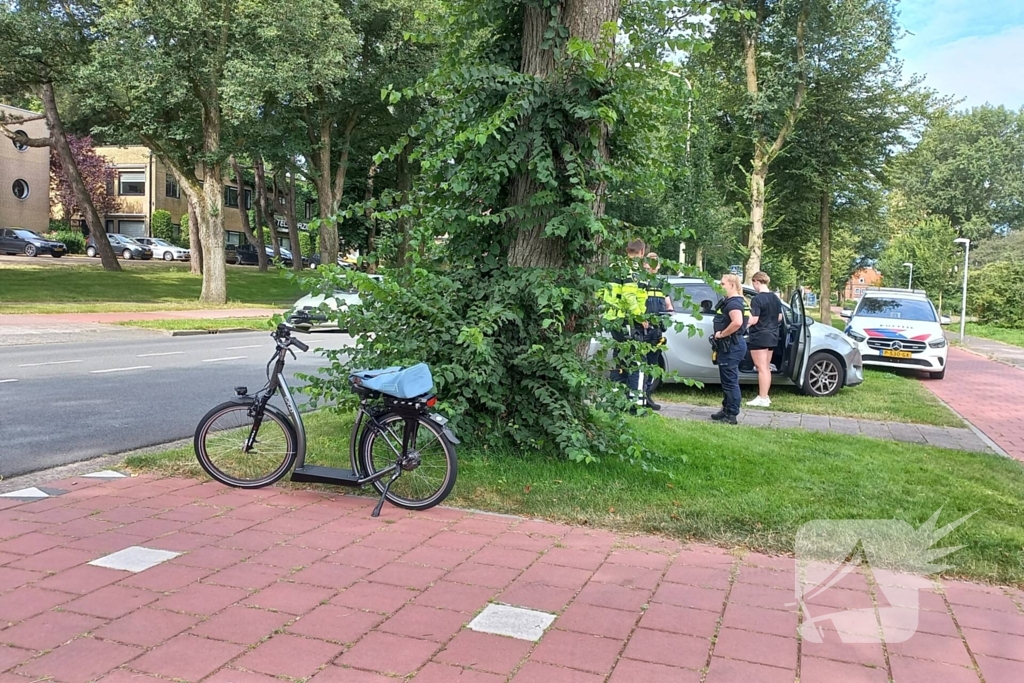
[11,179,29,200]
[244,189,252,210]
[854,288,863,296]
[278,195,286,206]
[225,186,239,208]
[119,172,146,196]
[165,176,180,198]
[12,131,28,152]
[226,231,244,246]
[858,277,864,284]
[304,202,313,220]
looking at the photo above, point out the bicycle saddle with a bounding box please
[349,363,434,399]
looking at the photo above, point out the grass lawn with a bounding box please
[0,263,304,313]
[124,410,1024,586]
[965,323,1024,349]
[116,317,276,332]
[655,367,961,427]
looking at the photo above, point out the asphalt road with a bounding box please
[0,331,353,479]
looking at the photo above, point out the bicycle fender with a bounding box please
[441,425,460,445]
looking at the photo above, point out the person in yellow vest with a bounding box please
[600,240,650,406]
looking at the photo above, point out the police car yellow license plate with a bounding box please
[882,350,912,358]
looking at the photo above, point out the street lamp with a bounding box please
[953,238,971,344]
[903,262,914,290]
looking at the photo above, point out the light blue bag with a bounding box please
[350,363,434,399]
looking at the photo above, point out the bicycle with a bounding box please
[193,312,458,517]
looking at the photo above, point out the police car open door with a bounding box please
[785,287,812,388]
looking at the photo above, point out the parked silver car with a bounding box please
[286,275,384,331]
[593,277,864,397]
[135,237,190,261]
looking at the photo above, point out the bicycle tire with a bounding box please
[194,400,298,488]
[359,412,457,511]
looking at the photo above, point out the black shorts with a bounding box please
[747,331,778,350]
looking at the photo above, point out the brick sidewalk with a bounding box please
[923,347,1024,462]
[660,402,993,454]
[2,475,1024,683]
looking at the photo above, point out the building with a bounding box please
[0,105,50,233]
[91,146,313,251]
[844,267,882,301]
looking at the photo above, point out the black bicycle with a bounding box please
[193,313,458,517]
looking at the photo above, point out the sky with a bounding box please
[897,0,1024,110]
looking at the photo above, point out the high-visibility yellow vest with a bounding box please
[601,278,649,323]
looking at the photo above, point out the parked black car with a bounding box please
[0,228,67,257]
[229,243,294,267]
[86,233,154,260]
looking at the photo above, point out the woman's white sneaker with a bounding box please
[746,396,771,408]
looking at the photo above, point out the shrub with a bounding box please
[45,229,86,254]
[970,260,1024,329]
[151,210,174,242]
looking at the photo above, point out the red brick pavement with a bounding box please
[923,347,1024,461]
[1,474,1024,683]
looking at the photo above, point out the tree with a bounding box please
[890,105,1024,241]
[151,210,173,241]
[229,156,268,272]
[0,0,121,270]
[878,216,958,307]
[49,134,121,232]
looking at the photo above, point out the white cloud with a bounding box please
[901,25,1024,109]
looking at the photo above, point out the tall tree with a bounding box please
[0,0,121,270]
[49,134,122,231]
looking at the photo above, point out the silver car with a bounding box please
[135,237,191,261]
[595,277,864,397]
[286,274,383,330]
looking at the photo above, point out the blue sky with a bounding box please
[897,0,1024,109]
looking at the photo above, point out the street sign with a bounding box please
[729,264,742,276]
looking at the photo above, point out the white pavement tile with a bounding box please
[82,470,128,478]
[0,487,50,499]
[89,546,182,572]
[467,603,556,641]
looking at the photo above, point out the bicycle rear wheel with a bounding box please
[359,412,457,510]
[194,400,297,488]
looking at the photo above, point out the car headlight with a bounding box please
[928,337,947,348]
[846,329,866,343]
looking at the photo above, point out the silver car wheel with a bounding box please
[808,357,840,396]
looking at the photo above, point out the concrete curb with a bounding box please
[169,328,261,336]
[925,390,1009,458]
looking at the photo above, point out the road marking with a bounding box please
[137,351,185,358]
[0,379,18,384]
[17,359,83,367]
[202,356,248,363]
[90,365,152,374]
[223,344,261,350]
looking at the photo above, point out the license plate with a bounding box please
[882,350,912,358]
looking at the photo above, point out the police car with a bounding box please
[840,288,950,380]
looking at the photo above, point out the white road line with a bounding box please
[0,379,18,384]
[223,345,261,350]
[137,351,185,358]
[90,366,152,374]
[202,356,248,363]
[17,359,83,368]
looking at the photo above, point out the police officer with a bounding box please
[710,273,747,425]
[601,240,649,407]
[641,253,673,410]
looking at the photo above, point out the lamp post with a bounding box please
[954,238,971,344]
[903,262,914,290]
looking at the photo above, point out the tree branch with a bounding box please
[0,124,52,148]
[768,6,807,159]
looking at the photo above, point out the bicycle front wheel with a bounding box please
[194,401,297,488]
[359,412,457,510]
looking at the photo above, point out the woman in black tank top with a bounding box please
[746,271,782,408]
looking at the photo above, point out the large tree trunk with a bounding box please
[819,189,832,325]
[230,156,268,272]
[253,156,274,263]
[695,245,705,272]
[741,8,806,283]
[186,193,203,274]
[198,160,227,304]
[269,173,283,260]
[395,140,413,268]
[364,163,377,273]
[37,83,121,271]
[506,0,618,269]
[310,107,357,265]
[285,172,302,274]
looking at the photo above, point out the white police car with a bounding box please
[841,288,950,379]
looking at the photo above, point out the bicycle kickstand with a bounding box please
[371,469,402,518]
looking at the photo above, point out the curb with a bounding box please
[169,328,261,336]
[924,390,1009,458]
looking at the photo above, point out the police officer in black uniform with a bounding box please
[710,273,747,425]
[641,253,673,410]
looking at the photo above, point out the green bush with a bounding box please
[44,229,85,254]
[970,260,1024,329]
[151,210,174,242]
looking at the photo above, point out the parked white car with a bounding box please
[286,275,383,330]
[841,287,949,379]
[135,237,191,262]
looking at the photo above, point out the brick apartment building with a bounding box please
[91,146,312,251]
[844,266,882,301]
[0,104,50,233]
